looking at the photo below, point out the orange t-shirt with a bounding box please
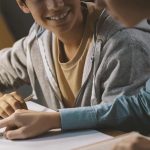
[52,3,100,107]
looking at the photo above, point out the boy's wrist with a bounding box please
[51,112,61,129]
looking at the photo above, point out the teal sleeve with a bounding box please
[59,79,150,133]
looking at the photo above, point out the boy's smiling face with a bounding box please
[16,0,82,34]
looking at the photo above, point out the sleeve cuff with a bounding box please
[59,106,97,131]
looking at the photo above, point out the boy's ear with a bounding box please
[16,0,30,14]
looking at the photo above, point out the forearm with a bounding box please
[59,106,98,130]
[50,112,61,129]
[59,80,150,133]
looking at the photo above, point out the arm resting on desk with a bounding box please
[59,79,150,133]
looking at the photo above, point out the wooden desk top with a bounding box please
[75,130,126,150]
[101,129,125,137]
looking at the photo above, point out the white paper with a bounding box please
[0,130,112,150]
[0,102,112,150]
[26,101,56,112]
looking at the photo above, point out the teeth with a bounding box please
[47,9,69,21]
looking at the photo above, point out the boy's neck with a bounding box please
[55,7,87,60]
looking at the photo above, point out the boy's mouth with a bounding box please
[45,8,70,21]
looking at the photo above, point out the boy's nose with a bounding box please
[46,0,65,10]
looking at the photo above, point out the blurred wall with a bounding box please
[0,14,14,49]
[0,0,33,98]
[0,0,33,40]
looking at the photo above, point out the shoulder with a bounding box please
[96,10,150,44]
[11,23,46,54]
[28,22,47,38]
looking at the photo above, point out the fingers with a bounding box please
[0,95,20,118]
[0,113,22,140]
[3,110,33,140]
[0,108,8,118]
[0,116,14,129]
[0,101,14,116]
[11,92,28,109]
[0,110,53,140]
[11,92,23,103]
[5,96,22,110]
[0,92,27,118]
[4,127,27,140]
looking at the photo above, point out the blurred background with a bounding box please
[0,0,33,48]
[0,0,34,97]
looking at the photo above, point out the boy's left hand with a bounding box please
[0,109,61,140]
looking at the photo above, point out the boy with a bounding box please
[0,0,150,139]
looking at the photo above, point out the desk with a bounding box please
[76,130,126,150]
[101,129,125,137]
[0,101,113,150]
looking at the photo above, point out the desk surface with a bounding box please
[76,130,125,150]
[101,130,125,137]
[0,102,114,150]
[26,101,125,150]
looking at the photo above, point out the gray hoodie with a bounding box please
[1,5,150,111]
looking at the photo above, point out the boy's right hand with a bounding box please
[0,92,27,118]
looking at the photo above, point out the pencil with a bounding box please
[24,94,34,102]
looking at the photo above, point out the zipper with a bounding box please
[37,37,62,103]
[73,31,103,107]
[74,45,96,107]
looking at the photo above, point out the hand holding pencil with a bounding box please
[0,91,30,118]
